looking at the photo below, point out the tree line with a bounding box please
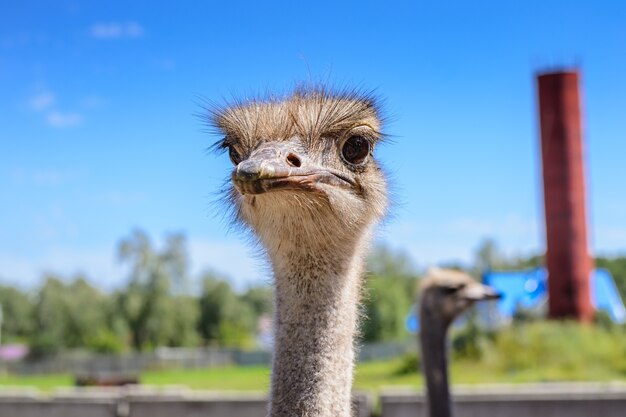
[0,232,624,358]
[0,230,421,357]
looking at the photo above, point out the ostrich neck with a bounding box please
[267,234,369,417]
[419,307,452,417]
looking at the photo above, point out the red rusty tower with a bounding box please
[537,70,594,322]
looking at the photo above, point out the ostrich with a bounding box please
[419,268,501,417]
[210,86,388,417]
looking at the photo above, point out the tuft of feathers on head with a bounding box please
[203,84,388,156]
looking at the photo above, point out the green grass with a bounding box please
[142,365,271,390]
[0,361,417,393]
[0,361,419,393]
[141,360,429,392]
[0,372,74,391]
[2,356,625,393]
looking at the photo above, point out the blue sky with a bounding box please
[1,1,625,290]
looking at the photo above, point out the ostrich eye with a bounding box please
[442,283,465,294]
[341,135,370,165]
[228,146,242,165]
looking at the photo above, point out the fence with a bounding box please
[1,341,414,375]
[381,383,626,417]
[0,388,370,417]
[1,383,625,417]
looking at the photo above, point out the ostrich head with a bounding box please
[211,87,388,262]
[420,268,501,327]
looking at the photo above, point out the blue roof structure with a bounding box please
[483,267,626,324]
[405,308,419,333]
[590,268,626,323]
[483,268,548,319]
[406,267,626,333]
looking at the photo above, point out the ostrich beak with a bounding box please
[460,283,502,302]
[232,142,355,195]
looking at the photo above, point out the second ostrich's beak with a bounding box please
[232,142,355,195]
[459,283,502,302]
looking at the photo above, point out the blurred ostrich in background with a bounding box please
[419,268,500,417]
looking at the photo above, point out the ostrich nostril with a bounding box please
[286,153,302,168]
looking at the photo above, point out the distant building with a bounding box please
[256,314,274,350]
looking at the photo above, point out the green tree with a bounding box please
[197,273,256,348]
[241,285,273,317]
[0,285,34,343]
[64,277,110,348]
[93,291,130,353]
[117,229,190,350]
[163,295,200,347]
[30,275,111,357]
[30,276,66,357]
[362,275,413,342]
[361,244,418,342]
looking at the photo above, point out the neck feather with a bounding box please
[267,232,370,417]
[419,305,453,417]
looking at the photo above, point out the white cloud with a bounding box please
[9,167,69,187]
[27,90,86,127]
[30,202,79,241]
[29,92,55,111]
[46,111,83,128]
[33,170,66,186]
[91,22,144,39]
[98,191,148,206]
[31,170,65,186]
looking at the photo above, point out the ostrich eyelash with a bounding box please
[211,136,237,154]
